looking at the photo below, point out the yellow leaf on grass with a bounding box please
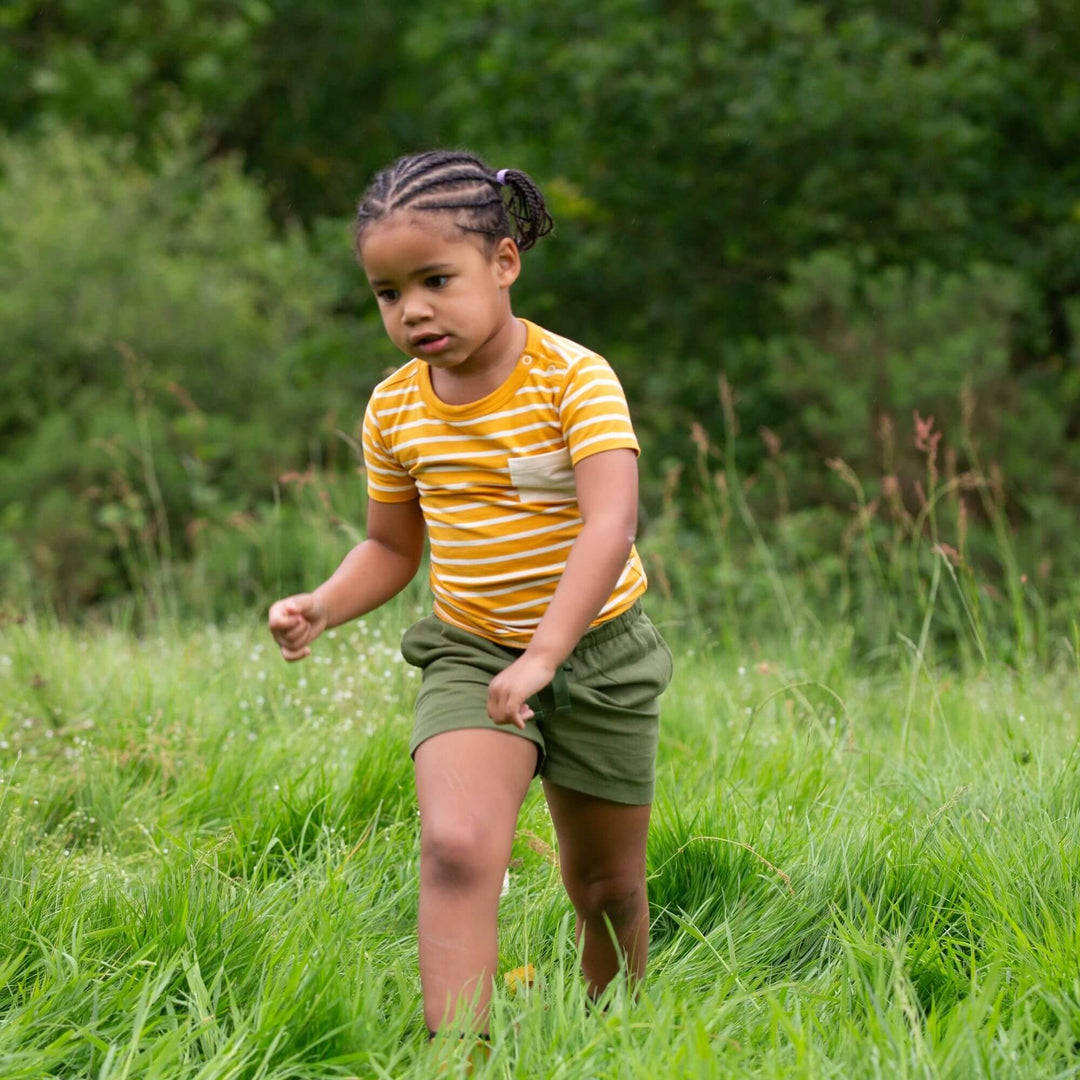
[503,964,536,993]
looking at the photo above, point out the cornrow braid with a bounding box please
[354,149,554,254]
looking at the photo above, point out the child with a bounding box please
[268,150,673,1040]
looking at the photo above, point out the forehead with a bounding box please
[360,213,486,280]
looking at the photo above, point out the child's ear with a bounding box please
[492,236,522,288]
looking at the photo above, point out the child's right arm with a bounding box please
[268,496,425,661]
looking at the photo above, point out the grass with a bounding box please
[2,595,1080,1079]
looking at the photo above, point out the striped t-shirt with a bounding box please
[361,319,648,645]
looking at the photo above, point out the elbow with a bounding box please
[401,538,425,578]
[409,547,426,578]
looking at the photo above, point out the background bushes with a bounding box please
[1,1,1078,647]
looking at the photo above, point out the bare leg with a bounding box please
[414,729,537,1033]
[542,780,651,996]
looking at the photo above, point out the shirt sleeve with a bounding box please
[557,355,640,465]
[361,399,418,503]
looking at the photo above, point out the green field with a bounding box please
[1,600,1079,1078]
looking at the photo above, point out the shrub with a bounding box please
[0,127,385,610]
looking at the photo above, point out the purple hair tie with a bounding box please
[495,168,510,185]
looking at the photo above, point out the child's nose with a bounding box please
[402,294,432,323]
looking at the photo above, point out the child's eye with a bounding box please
[425,275,449,289]
[376,288,399,303]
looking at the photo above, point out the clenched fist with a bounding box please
[268,593,328,661]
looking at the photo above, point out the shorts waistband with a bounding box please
[575,600,644,650]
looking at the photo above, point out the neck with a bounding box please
[433,312,527,404]
[469,308,527,378]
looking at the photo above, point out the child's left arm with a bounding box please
[486,447,639,727]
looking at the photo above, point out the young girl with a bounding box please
[268,150,673,1040]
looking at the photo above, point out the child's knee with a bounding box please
[421,820,505,889]
[565,870,645,922]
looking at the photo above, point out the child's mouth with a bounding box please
[413,334,450,355]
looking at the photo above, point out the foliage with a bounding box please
[2,1,1080,616]
[0,128,390,610]
[1,0,268,147]
[757,252,1080,537]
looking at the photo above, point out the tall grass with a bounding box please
[2,379,1079,1075]
[640,377,1077,676]
[1,586,1079,1075]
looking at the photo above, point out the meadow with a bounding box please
[6,5,1080,1074]
[2,586,1079,1078]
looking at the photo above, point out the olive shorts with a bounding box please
[400,601,674,805]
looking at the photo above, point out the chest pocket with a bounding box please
[508,447,577,503]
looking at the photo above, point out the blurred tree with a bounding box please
[1,0,266,141]
[211,0,429,220]
[2,1,432,220]
[4,0,1080,607]
[0,128,389,608]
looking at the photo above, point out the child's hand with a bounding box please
[487,653,556,729]
[268,593,328,661]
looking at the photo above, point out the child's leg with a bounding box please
[541,780,651,996]
[414,728,538,1034]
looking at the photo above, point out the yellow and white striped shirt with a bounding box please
[362,319,647,645]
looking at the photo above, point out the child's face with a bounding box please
[360,214,521,373]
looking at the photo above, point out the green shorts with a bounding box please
[400,601,674,805]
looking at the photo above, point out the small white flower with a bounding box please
[738,666,746,676]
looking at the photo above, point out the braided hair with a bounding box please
[354,149,554,256]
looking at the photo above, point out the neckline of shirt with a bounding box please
[417,318,541,419]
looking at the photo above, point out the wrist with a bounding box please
[523,639,566,670]
[309,587,334,629]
